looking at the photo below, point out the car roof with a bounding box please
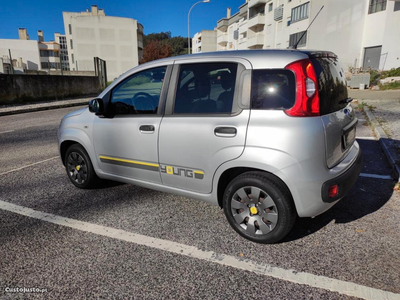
[140,49,337,68]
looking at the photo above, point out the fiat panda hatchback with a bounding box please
[58,50,362,244]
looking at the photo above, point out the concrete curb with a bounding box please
[364,107,400,183]
[0,101,89,117]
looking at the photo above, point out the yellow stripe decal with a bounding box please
[99,156,159,168]
[194,171,204,175]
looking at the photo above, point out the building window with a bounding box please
[289,31,307,48]
[40,50,59,57]
[368,0,387,14]
[71,54,74,64]
[70,39,73,50]
[41,62,60,69]
[68,24,72,34]
[394,1,400,11]
[268,3,273,12]
[291,2,309,23]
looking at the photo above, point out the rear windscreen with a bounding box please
[251,69,296,110]
[311,57,348,115]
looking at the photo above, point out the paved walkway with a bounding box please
[0,97,91,116]
[350,89,400,182]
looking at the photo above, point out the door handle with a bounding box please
[214,126,237,138]
[139,125,155,133]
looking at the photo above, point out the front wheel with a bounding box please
[64,144,99,189]
[223,171,296,244]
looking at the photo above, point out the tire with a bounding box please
[223,171,296,244]
[64,144,99,189]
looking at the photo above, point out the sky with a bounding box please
[0,0,245,41]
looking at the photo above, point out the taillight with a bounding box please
[285,59,320,117]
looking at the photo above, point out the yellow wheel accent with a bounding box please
[76,165,81,171]
[250,207,258,214]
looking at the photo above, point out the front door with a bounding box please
[93,65,170,184]
[158,59,251,193]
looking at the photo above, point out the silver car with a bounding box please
[58,50,363,244]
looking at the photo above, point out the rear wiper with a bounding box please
[339,97,353,104]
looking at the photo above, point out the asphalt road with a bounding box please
[0,106,399,299]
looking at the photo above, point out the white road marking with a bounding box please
[359,173,392,180]
[0,130,15,134]
[0,200,398,300]
[356,136,376,140]
[0,156,59,176]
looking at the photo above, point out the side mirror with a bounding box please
[89,98,104,115]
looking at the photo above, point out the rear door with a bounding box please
[158,58,251,193]
[311,56,357,168]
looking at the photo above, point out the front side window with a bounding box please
[173,63,238,114]
[291,2,309,23]
[251,70,295,110]
[111,66,166,115]
[368,0,387,14]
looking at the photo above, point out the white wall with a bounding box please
[363,0,400,70]
[0,39,41,70]
[64,12,140,80]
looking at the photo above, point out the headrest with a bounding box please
[195,77,211,99]
[220,71,233,91]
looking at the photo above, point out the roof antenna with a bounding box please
[291,5,324,50]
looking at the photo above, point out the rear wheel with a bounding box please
[65,144,99,189]
[223,171,296,244]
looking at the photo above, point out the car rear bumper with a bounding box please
[321,148,363,203]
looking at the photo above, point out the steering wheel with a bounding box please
[132,92,157,111]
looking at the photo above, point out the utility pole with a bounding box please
[8,49,14,74]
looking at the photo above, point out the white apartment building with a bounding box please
[54,33,70,70]
[63,5,144,80]
[216,0,400,71]
[192,30,217,53]
[0,28,61,73]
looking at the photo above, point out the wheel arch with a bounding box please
[217,167,294,210]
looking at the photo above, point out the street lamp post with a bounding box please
[188,0,210,54]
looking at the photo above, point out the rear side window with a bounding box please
[311,57,348,115]
[174,63,238,114]
[251,69,295,110]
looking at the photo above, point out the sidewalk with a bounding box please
[349,89,400,183]
[0,97,92,116]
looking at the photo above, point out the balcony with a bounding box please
[217,18,229,30]
[138,23,143,34]
[248,0,269,9]
[239,2,248,16]
[247,33,264,48]
[217,33,228,46]
[248,13,265,30]
[274,5,284,21]
[137,40,143,49]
